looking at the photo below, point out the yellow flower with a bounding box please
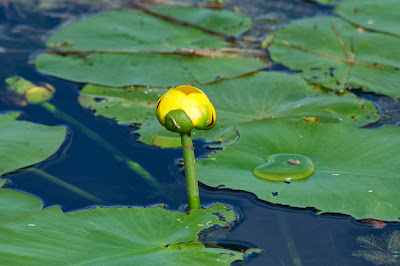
[156,85,217,133]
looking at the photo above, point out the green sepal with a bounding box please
[5,76,34,95]
[164,109,194,134]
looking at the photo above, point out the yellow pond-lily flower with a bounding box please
[156,85,217,133]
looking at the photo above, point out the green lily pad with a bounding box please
[197,118,400,221]
[336,0,400,37]
[0,113,66,176]
[269,16,400,98]
[0,189,43,224]
[44,10,228,52]
[79,72,379,147]
[0,203,245,265]
[35,8,266,87]
[153,6,252,37]
[0,112,20,123]
[36,53,266,87]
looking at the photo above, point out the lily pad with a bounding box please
[43,10,228,52]
[269,16,400,98]
[0,203,245,265]
[36,53,266,87]
[79,72,379,147]
[153,6,252,37]
[35,8,266,87]
[336,0,400,37]
[196,118,400,221]
[0,113,66,176]
[0,189,43,224]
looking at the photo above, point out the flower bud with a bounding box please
[25,84,55,104]
[156,85,217,133]
[4,76,55,105]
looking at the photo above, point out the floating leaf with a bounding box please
[269,16,400,98]
[0,112,20,123]
[44,10,228,52]
[153,6,252,37]
[36,8,266,87]
[79,72,379,147]
[353,230,400,265]
[36,53,266,87]
[197,118,400,221]
[336,0,400,37]
[0,203,245,265]
[0,113,66,176]
[0,189,43,224]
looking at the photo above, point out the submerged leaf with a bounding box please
[269,16,400,98]
[353,230,400,265]
[0,203,245,265]
[197,118,400,221]
[79,72,379,147]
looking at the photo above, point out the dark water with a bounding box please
[1,1,399,265]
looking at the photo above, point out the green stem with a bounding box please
[40,102,160,188]
[25,168,105,203]
[276,213,303,266]
[180,132,200,210]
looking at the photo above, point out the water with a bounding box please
[1,1,399,265]
[253,153,315,181]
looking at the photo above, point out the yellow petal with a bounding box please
[156,89,186,125]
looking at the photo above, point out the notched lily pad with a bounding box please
[269,16,400,98]
[197,118,400,221]
[79,72,379,147]
[0,203,246,265]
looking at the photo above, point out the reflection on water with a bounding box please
[0,1,399,265]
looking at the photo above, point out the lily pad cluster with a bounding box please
[36,7,265,87]
[32,1,400,223]
[0,113,246,264]
[269,1,400,98]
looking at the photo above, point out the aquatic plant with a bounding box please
[156,85,217,209]
[353,230,400,265]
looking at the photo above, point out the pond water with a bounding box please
[1,1,399,265]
